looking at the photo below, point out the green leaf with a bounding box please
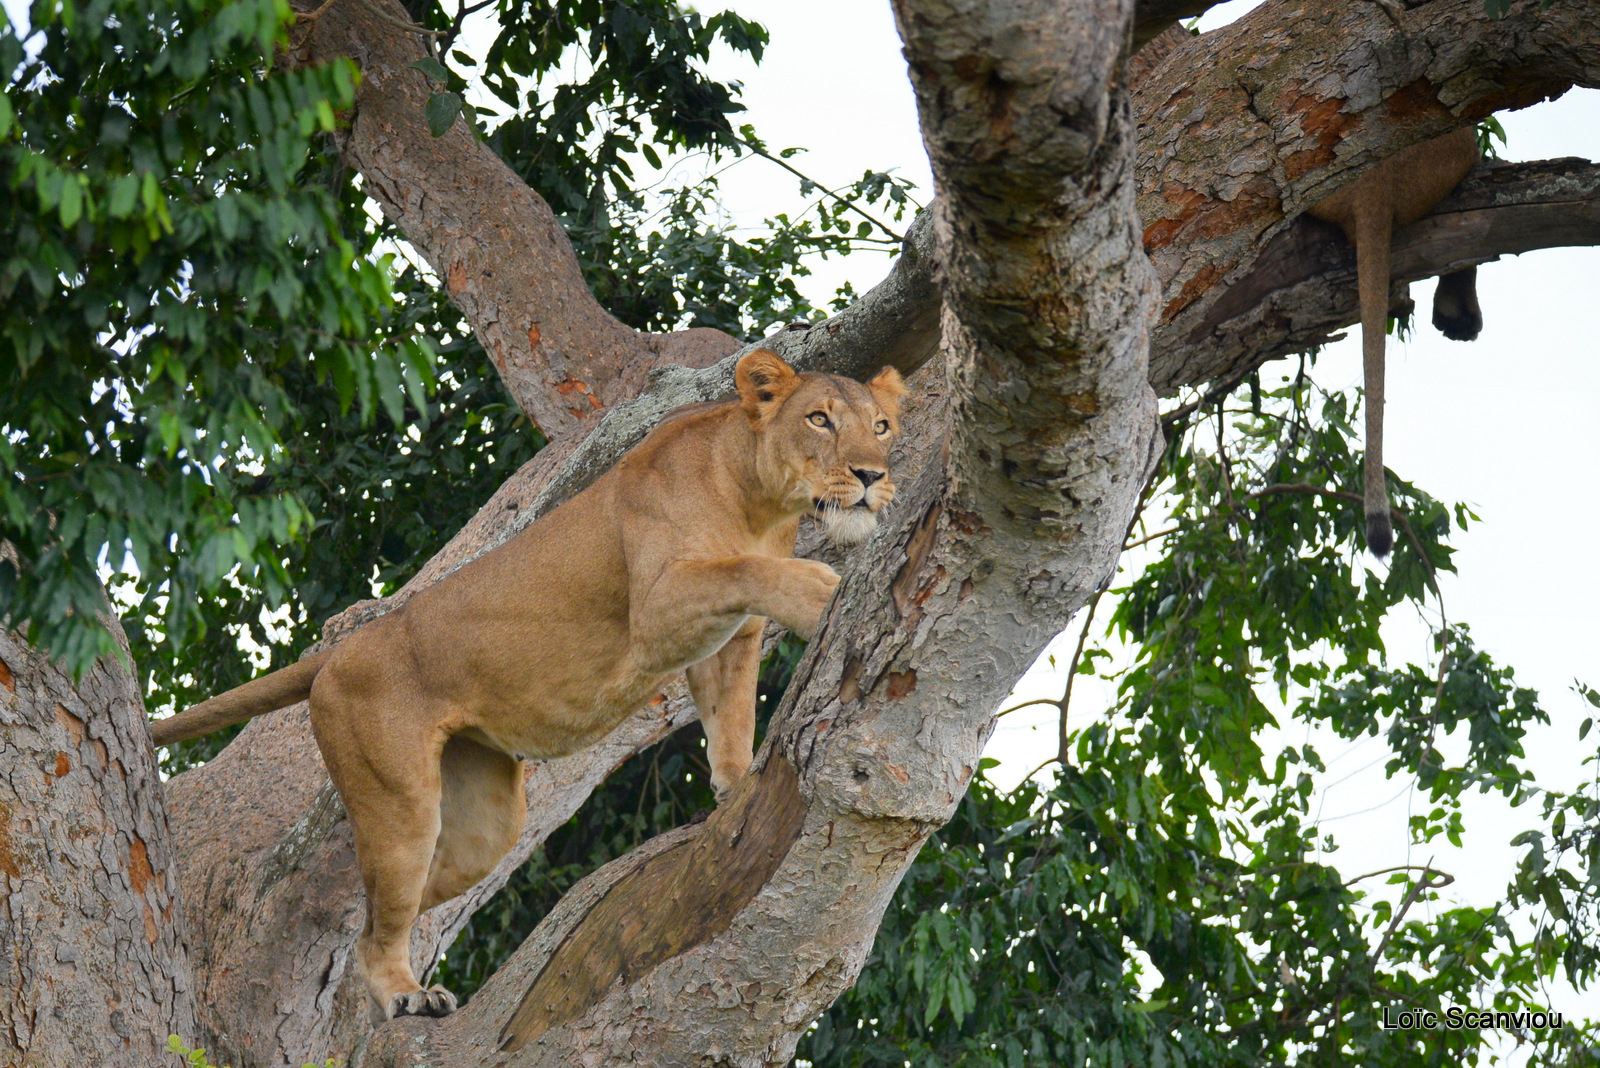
[59,176,83,227]
[158,411,182,457]
[141,171,162,216]
[108,174,140,218]
[424,91,463,137]
[410,56,449,85]
[0,92,12,140]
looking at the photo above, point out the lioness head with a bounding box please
[736,349,906,547]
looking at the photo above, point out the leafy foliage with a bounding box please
[0,0,432,673]
[570,168,915,340]
[415,0,770,231]
[800,368,1600,1066]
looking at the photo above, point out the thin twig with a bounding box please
[439,0,498,57]
[1214,405,1247,566]
[1123,525,1179,551]
[996,696,1064,719]
[1017,755,1061,788]
[733,137,905,243]
[293,0,340,24]
[1052,468,1160,765]
[1247,482,1363,506]
[1372,863,1454,964]
[349,0,445,42]
[1058,588,1104,766]
[1160,363,1258,433]
[1343,863,1454,888]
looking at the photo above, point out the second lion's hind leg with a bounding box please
[423,735,528,912]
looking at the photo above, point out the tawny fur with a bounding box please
[1308,126,1479,557]
[148,350,906,1019]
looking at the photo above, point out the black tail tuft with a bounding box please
[1365,511,1394,558]
[1432,268,1482,342]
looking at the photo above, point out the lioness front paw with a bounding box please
[792,559,841,639]
[387,985,458,1019]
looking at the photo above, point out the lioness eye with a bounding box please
[807,412,831,429]
[875,420,890,435]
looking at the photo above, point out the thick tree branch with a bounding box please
[1133,0,1215,49]
[292,0,734,436]
[1136,0,1600,389]
[1,620,198,1066]
[1153,155,1600,389]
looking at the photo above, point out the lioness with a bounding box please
[149,350,905,1018]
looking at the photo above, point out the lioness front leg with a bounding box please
[640,555,839,648]
[686,616,764,802]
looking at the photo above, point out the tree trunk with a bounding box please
[1,621,197,1066]
[116,0,1600,1064]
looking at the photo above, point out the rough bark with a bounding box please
[0,621,197,1066]
[141,0,1600,1064]
[359,0,1160,1061]
[1136,0,1600,392]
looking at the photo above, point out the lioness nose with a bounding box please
[853,468,885,488]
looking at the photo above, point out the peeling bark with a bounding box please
[0,621,197,1066]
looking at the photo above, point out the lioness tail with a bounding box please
[148,649,333,747]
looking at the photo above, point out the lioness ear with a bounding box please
[736,349,799,421]
[867,366,906,419]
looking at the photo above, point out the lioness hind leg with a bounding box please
[313,698,454,1018]
[687,616,764,802]
[422,735,527,912]
[346,785,456,1019]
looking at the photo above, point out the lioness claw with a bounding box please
[387,986,458,1019]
